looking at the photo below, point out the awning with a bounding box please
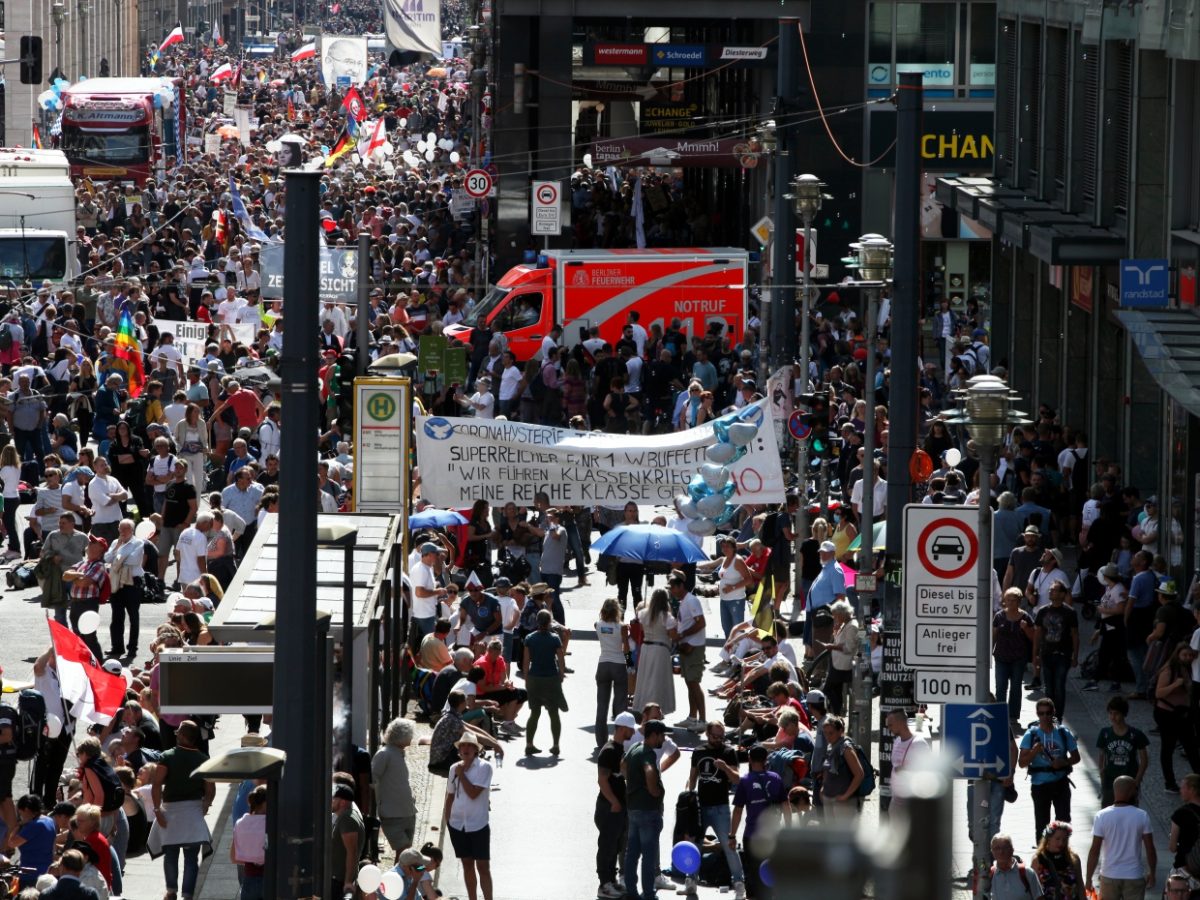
[1114,308,1200,419]
[936,175,1126,264]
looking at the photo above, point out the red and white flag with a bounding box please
[48,619,126,726]
[358,118,388,161]
[291,42,316,62]
[212,18,224,47]
[210,62,234,83]
[159,23,185,54]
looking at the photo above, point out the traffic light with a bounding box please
[800,390,832,458]
[19,36,43,86]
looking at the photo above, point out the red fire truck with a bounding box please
[57,77,185,184]
[445,248,749,361]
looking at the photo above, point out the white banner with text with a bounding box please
[415,399,786,507]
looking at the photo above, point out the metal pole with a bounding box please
[972,443,996,899]
[879,70,923,809]
[770,18,799,371]
[343,540,355,770]
[793,207,813,603]
[356,232,370,377]
[274,168,321,900]
[861,285,876,609]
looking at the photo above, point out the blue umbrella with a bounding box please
[590,523,710,564]
[409,508,469,528]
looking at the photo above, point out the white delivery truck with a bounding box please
[0,148,77,285]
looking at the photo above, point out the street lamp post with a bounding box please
[947,374,1029,899]
[52,0,66,75]
[787,174,826,601]
[77,0,90,80]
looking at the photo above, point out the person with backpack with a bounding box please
[62,534,110,661]
[76,737,129,871]
[1018,699,1081,846]
[818,715,867,822]
[990,833,1044,899]
[1168,773,1200,871]
[732,744,791,898]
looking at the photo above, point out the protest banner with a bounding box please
[157,320,256,364]
[415,399,785,507]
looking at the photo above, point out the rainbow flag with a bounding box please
[112,309,146,397]
[32,125,43,149]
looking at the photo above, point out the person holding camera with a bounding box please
[1018,699,1081,846]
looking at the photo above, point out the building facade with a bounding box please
[938,0,1200,578]
[3,0,140,147]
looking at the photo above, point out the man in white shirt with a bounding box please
[671,573,708,730]
[150,333,185,378]
[86,458,129,544]
[1085,776,1155,896]
[624,702,682,772]
[164,392,189,429]
[885,709,929,784]
[175,513,212,585]
[320,302,350,339]
[497,352,522,417]
[850,461,887,518]
[216,291,246,324]
[1026,548,1070,610]
[444,732,494,900]
[627,311,648,357]
[257,406,282,459]
[463,376,495,419]
[539,325,562,361]
[411,542,448,641]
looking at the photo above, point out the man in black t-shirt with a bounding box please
[1170,774,1200,867]
[1033,583,1079,720]
[595,712,636,900]
[688,721,745,896]
[156,459,198,580]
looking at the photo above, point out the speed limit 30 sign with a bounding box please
[464,169,493,199]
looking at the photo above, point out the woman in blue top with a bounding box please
[10,794,58,887]
[523,607,567,757]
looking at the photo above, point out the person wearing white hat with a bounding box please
[804,541,846,653]
[444,730,494,900]
[594,711,637,899]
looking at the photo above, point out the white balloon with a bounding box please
[700,463,731,491]
[727,422,759,447]
[449,151,460,164]
[45,713,63,739]
[706,442,736,465]
[696,493,727,518]
[398,117,407,127]
[687,517,717,536]
[438,138,454,151]
[944,447,962,467]
[416,140,427,152]
[424,149,435,162]
[426,131,437,144]
[76,610,100,635]
[356,865,382,894]
[379,871,404,899]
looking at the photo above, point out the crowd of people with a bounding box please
[0,1,1198,898]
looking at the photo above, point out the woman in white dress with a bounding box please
[631,589,678,717]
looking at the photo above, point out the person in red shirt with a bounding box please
[72,803,114,889]
[473,638,527,737]
[209,380,266,431]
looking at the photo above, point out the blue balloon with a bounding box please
[720,479,736,499]
[759,860,774,888]
[152,93,163,108]
[671,841,701,876]
[714,503,739,526]
[712,417,731,444]
[688,473,713,501]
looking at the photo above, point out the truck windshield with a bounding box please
[462,286,510,327]
[61,125,151,165]
[0,237,68,281]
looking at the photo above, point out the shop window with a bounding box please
[968,2,996,84]
[869,2,893,71]
[895,2,956,67]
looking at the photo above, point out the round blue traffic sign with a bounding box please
[788,410,811,441]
